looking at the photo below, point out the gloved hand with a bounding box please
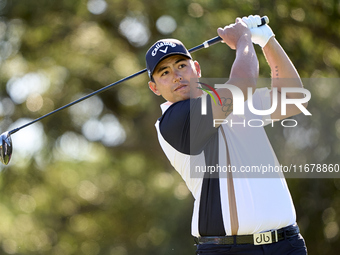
[242,15,275,48]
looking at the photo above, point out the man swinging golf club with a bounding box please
[145,15,308,254]
[0,17,268,165]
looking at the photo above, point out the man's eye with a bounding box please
[179,64,186,69]
[161,71,169,76]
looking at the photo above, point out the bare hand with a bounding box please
[217,18,251,50]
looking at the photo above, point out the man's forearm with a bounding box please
[213,19,259,122]
[228,35,259,99]
[262,37,304,98]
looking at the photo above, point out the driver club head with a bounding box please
[0,131,13,165]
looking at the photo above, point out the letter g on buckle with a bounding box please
[253,231,273,245]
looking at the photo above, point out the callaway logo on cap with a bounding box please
[145,39,192,78]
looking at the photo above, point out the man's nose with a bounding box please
[173,70,183,82]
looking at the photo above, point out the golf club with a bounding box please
[0,16,269,165]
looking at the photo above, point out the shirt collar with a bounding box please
[160,101,173,114]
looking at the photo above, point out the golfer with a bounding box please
[145,15,308,255]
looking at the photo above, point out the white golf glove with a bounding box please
[242,15,274,48]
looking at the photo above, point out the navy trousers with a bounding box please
[196,234,307,255]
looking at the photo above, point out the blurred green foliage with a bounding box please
[0,0,340,254]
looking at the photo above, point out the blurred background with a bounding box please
[0,0,339,254]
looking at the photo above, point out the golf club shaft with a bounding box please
[8,16,269,136]
[8,68,147,135]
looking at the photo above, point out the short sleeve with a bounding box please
[159,97,218,155]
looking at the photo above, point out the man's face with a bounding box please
[148,55,202,103]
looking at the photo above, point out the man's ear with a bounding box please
[148,80,161,96]
[194,61,201,78]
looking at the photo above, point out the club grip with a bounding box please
[260,16,269,26]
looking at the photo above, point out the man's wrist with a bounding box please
[262,36,276,51]
[236,33,252,49]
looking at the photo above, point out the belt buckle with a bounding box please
[253,230,277,245]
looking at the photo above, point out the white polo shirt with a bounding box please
[155,88,296,237]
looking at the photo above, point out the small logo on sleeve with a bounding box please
[197,82,222,106]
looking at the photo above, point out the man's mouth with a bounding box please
[174,84,187,91]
